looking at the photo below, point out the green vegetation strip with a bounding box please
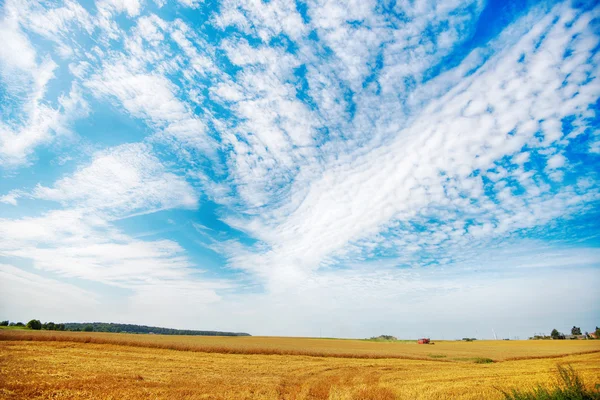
[501,365,600,399]
[428,354,447,358]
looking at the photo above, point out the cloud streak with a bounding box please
[33,143,198,219]
[220,1,600,287]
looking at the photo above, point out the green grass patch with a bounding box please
[501,365,600,399]
[428,354,447,358]
[450,356,495,363]
[0,326,29,331]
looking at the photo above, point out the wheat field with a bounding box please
[1,330,599,399]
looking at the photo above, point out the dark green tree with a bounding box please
[551,328,560,339]
[0,320,8,326]
[83,325,93,332]
[43,322,56,331]
[571,326,581,335]
[26,319,42,330]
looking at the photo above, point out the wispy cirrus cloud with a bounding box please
[0,207,230,299]
[217,1,600,287]
[0,0,90,167]
[33,142,199,219]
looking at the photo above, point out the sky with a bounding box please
[0,0,599,340]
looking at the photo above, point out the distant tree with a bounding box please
[571,326,581,336]
[15,322,25,327]
[43,322,56,331]
[83,325,93,332]
[26,319,42,330]
[56,324,65,331]
[0,320,8,326]
[595,326,600,339]
[369,335,397,341]
[550,329,566,339]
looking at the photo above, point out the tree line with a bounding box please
[0,319,250,336]
[530,326,600,340]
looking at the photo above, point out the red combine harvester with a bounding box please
[417,338,430,344]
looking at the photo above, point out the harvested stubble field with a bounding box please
[0,330,599,399]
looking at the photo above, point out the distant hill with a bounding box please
[63,322,251,336]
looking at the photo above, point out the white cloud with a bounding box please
[214,0,307,41]
[547,153,566,169]
[0,1,91,167]
[203,0,486,211]
[86,64,189,123]
[0,208,231,305]
[85,62,214,153]
[24,0,94,43]
[0,134,215,307]
[0,189,24,205]
[0,4,37,73]
[136,14,166,44]
[0,58,60,166]
[97,0,143,17]
[170,20,216,77]
[33,143,198,219]
[512,151,530,165]
[0,2,57,166]
[0,263,100,322]
[215,1,600,287]
[0,82,89,167]
[176,0,201,8]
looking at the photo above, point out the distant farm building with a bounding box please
[564,334,586,340]
[417,338,430,344]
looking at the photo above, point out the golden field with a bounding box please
[1,330,599,399]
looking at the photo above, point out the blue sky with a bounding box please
[0,0,599,339]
